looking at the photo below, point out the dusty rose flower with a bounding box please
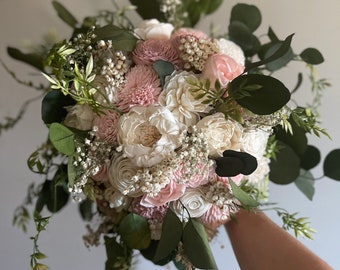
[170,28,208,49]
[116,65,161,112]
[140,179,186,207]
[171,188,212,221]
[93,110,120,143]
[91,160,110,182]
[173,161,211,188]
[201,53,244,88]
[132,39,182,68]
[134,19,174,40]
[201,205,230,230]
[63,104,94,130]
[132,197,169,222]
[196,112,243,157]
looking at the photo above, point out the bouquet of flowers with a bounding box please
[4,1,340,269]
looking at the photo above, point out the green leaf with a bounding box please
[67,155,76,187]
[300,145,321,170]
[300,48,324,65]
[41,90,76,124]
[229,74,291,115]
[264,42,294,71]
[230,4,261,32]
[118,213,151,250]
[182,219,217,270]
[52,1,78,28]
[269,142,301,184]
[229,179,260,208]
[94,25,137,51]
[153,210,182,262]
[323,149,340,181]
[140,240,175,266]
[246,34,294,72]
[49,123,75,155]
[295,170,315,201]
[7,47,44,71]
[129,0,164,21]
[79,198,93,221]
[153,60,174,87]
[104,236,132,270]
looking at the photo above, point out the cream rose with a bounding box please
[196,112,243,157]
[159,71,211,127]
[63,104,94,130]
[241,129,270,159]
[218,38,245,66]
[246,156,270,184]
[134,19,174,40]
[171,188,212,221]
[201,53,244,88]
[108,153,142,197]
[118,105,185,167]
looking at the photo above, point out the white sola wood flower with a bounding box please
[134,19,174,40]
[118,105,185,167]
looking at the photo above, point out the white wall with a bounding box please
[1,0,339,269]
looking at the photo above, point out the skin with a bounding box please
[225,209,333,270]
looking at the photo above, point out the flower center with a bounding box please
[136,123,162,147]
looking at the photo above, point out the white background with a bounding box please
[1,0,339,269]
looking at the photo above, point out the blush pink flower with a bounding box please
[170,28,208,49]
[140,179,186,207]
[201,53,244,88]
[91,161,110,182]
[93,110,120,143]
[132,197,169,222]
[116,65,161,112]
[201,205,230,230]
[173,161,211,188]
[133,39,182,68]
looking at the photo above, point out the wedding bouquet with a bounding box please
[4,1,340,269]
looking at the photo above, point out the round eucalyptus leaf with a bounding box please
[300,48,324,65]
[269,142,300,184]
[300,145,321,170]
[264,42,294,71]
[323,149,340,181]
[229,74,291,115]
[230,3,261,32]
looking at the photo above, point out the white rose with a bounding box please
[108,153,143,197]
[196,112,243,157]
[134,19,174,40]
[159,71,211,127]
[171,188,212,221]
[218,38,245,66]
[118,105,185,167]
[247,156,270,184]
[241,129,270,159]
[63,104,94,130]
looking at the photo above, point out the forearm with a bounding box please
[225,209,332,270]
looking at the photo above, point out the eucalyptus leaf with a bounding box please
[300,145,321,170]
[269,142,301,184]
[49,123,75,155]
[182,219,218,270]
[295,170,315,201]
[323,149,340,181]
[129,0,164,21]
[41,90,76,124]
[153,60,174,87]
[300,48,324,65]
[7,47,44,71]
[79,198,93,221]
[104,236,132,270]
[67,154,76,187]
[229,179,260,208]
[118,213,151,250]
[94,25,137,51]
[229,74,291,115]
[264,42,294,71]
[52,1,78,28]
[230,4,261,32]
[153,210,182,262]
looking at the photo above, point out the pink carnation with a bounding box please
[201,53,244,88]
[116,65,161,112]
[141,180,186,207]
[132,197,169,222]
[93,110,120,143]
[201,205,230,230]
[133,39,182,68]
